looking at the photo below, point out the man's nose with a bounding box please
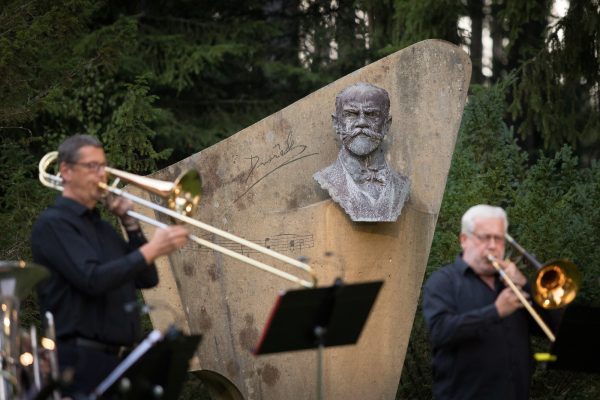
[97,166,107,180]
[487,237,500,249]
[355,111,369,127]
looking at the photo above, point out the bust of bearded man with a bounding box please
[313,82,410,222]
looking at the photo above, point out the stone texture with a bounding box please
[137,39,471,400]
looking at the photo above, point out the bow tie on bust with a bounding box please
[356,167,387,184]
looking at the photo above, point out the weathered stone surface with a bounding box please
[138,39,471,399]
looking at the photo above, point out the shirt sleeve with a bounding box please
[422,269,501,348]
[32,216,151,296]
[126,228,159,289]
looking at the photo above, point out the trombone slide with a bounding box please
[38,151,316,288]
[99,182,316,288]
[487,255,556,342]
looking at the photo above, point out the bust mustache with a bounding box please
[313,82,410,222]
[340,127,384,157]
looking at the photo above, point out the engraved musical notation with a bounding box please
[179,233,314,256]
[263,233,314,253]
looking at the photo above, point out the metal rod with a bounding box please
[504,233,542,269]
[487,255,556,342]
[127,210,314,288]
[44,312,61,400]
[104,183,313,275]
[31,326,41,390]
[92,330,164,397]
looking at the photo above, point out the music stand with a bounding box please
[91,327,202,399]
[546,305,600,373]
[254,279,383,400]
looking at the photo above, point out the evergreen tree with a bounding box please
[390,0,600,159]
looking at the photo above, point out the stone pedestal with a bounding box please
[138,39,471,400]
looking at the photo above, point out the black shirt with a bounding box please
[31,196,158,346]
[422,255,533,400]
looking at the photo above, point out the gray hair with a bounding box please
[58,134,103,165]
[461,204,508,234]
[334,82,390,117]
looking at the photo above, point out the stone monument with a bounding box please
[133,39,471,400]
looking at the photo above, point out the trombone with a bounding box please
[39,151,317,288]
[487,233,581,342]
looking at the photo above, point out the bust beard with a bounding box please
[339,127,385,158]
[337,128,388,186]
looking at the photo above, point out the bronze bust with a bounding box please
[314,82,410,222]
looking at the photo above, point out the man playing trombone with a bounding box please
[422,204,553,400]
[31,134,188,397]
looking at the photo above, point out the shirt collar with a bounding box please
[55,195,97,218]
[456,253,502,288]
[454,253,472,275]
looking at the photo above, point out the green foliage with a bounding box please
[101,77,173,172]
[389,0,466,53]
[509,148,600,306]
[0,132,55,332]
[389,0,600,160]
[0,0,98,124]
[41,68,173,172]
[0,129,59,260]
[427,75,527,272]
[495,0,551,60]
[509,0,600,157]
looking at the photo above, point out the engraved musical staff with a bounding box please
[179,233,314,255]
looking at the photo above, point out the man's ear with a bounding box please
[332,113,341,134]
[383,114,392,134]
[459,232,468,250]
[59,162,71,184]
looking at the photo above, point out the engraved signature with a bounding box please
[235,132,318,202]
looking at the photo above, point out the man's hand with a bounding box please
[497,258,527,288]
[105,194,140,230]
[495,287,528,318]
[140,225,189,264]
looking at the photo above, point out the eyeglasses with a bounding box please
[471,233,505,244]
[70,161,107,172]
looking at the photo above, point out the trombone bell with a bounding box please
[105,167,202,217]
[533,259,581,309]
[168,170,202,217]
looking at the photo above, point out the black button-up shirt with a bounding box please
[422,255,533,400]
[31,196,158,346]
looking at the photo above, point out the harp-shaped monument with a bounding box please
[135,39,471,399]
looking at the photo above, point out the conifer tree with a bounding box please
[390,0,600,159]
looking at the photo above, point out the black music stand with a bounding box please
[91,327,201,399]
[545,305,600,373]
[254,279,383,400]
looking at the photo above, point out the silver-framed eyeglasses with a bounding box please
[70,161,107,172]
[472,233,505,244]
